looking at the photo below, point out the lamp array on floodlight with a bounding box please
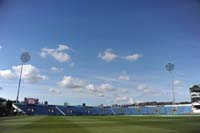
[20,52,31,63]
[165,63,175,72]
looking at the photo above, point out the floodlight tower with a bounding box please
[16,52,31,102]
[165,63,176,113]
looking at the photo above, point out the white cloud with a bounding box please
[127,97,134,104]
[114,96,134,104]
[57,44,70,51]
[12,64,47,83]
[98,49,118,62]
[86,83,114,97]
[86,84,96,94]
[0,70,15,80]
[118,72,130,81]
[40,44,71,62]
[0,64,47,83]
[136,84,148,91]
[0,45,2,49]
[124,53,142,61]
[57,76,85,90]
[136,84,155,94]
[98,49,143,62]
[50,67,63,72]
[174,80,182,86]
[56,75,132,102]
[57,76,115,97]
[98,83,113,93]
[0,86,3,90]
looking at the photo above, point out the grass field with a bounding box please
[1,115,200,133]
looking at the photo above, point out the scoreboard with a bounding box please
[24,98,39,105]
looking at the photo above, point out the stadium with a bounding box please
[1,85,200,133]
[1,0,200,133]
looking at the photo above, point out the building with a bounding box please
[190,85,200,113]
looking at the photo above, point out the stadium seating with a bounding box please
[14,103,192,116]
[15,103,62,115]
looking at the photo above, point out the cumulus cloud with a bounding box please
[56,75,132,102]
[86,84,96,94]
[0,70,15,80]
[12,65,47,83]
[98,49,118,62]
[174,80,182,86]
[114,96,134,104]
[118,72,130,81]
[57,75,116,97]
[57,76,85,91]
[87,83,113,93]
[57,45,70,51]
[136,84,155,94]
[86,83,114,97]
[50,67,63,72]
[0,64,47,83]
[98,49,142,62]
[124,53,142,61]
[40,44,71,62]
[98,83,114,93]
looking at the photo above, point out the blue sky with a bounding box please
[0,0,200,105]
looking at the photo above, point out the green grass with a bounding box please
[1,115,200,133]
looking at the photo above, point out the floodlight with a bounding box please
[16,52,31,102]
[165,62,176,114]
[20,52,31,63]
[165,63,175,72]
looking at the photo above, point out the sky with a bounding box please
[0,0,200,106]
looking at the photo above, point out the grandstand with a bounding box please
[12,97,193,116]
[3,85,200,116]
[13,102,192,116]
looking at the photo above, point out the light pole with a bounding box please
[165,63,176,114]
[16,52,30,103]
